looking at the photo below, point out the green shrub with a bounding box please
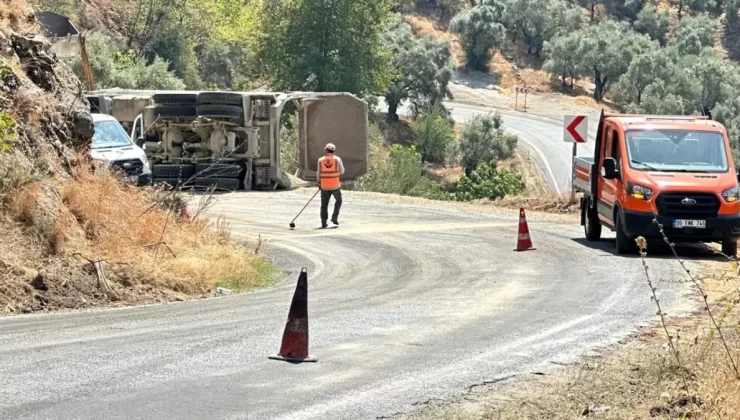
[454,113,518,175]
[69,34,185,91]
[0,112,17,153]
[454,161,525,201]
[412,105,456,164]
[352,141,446,200]
[279,115,299,175]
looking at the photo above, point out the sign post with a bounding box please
[514,86,530,111]
[563,115,588,202]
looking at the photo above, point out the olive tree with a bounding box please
[382,20,454,121]
[450,0,507,71]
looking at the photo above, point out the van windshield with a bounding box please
[92,121,132,149]
[625,129,729,173]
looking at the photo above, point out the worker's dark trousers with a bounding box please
[320,188,342,223]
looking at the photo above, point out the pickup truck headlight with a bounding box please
[627,182,653,200]
[722,185,739,203]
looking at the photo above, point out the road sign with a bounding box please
[564,115,587,143]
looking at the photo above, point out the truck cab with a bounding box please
[574,112,740,255]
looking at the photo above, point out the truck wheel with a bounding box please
[195,163,242,179]
[197,104,243,120]
[584,202,602,241]
[152,164,196,179]
[198,92,244,106]
[153,93,199,105]
[722,239,738,257]
[153,106,197,119]
[615,211,634,255]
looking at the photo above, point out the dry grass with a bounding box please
[0,153,276,314]
[57,162,276,294]
[0,0,38,33]
[403,14,465,66]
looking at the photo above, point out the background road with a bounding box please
[389,100,599,194]
[0,190,698,420]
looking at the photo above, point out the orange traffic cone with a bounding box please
[515,208,536,252]
[269,268,318,363]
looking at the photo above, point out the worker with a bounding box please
[317,143,345,228]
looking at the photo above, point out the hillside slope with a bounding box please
[0,1,273,315]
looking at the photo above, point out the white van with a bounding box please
[90,114,153,185]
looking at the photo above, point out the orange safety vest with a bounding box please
[319,155,341,190]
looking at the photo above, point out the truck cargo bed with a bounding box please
[573,156,594,194]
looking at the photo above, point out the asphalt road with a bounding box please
[0,190,699,420]
[390,100,598,194]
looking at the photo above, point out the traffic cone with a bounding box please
[269,268,318,363]
[515,208,536,252]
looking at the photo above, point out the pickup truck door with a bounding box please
[598,125,620,225]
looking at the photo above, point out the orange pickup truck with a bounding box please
[573,112,740,255]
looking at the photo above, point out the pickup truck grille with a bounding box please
[111,159,144,177]
[656,192,720,219]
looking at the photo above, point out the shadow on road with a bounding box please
[570,237,727,262]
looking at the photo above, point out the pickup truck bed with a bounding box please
[573,156,594,194]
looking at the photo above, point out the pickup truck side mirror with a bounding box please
[135,136,145,148]
[602,157,619,180]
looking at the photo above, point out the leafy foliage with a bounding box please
[353,141,447,199]
[450,1,507,71]
[547,21,655,101]
[677,0,717,20]
[412,105,456,164]
[69,34,185,90]
[0,112,17,153]
[543,31,582,88]
[382,19,454,120]
[634,3,670,46]
[503,0,584,55]
[669,14,718,56]
[454,113,518,175]
[454,161,525,201]
[258,0,395,96]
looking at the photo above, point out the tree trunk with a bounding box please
[678,1,684,21]
[387,100,400,122]
[637,90,642,106]
[593,69,604,102]
[590,3,595,22]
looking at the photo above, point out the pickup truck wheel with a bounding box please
[615,212,634,255]
[584,204,602,241]
[722,239,738,257]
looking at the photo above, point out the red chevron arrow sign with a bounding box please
[564,115,588,143]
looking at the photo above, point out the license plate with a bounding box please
[673,219,706,229]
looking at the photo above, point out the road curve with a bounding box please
[0,190,697,420]
[389,100,598,194]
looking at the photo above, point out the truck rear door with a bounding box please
[289,93,369,181]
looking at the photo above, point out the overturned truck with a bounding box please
[85,90,369,190]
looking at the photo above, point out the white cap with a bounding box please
[325,143,336,152]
